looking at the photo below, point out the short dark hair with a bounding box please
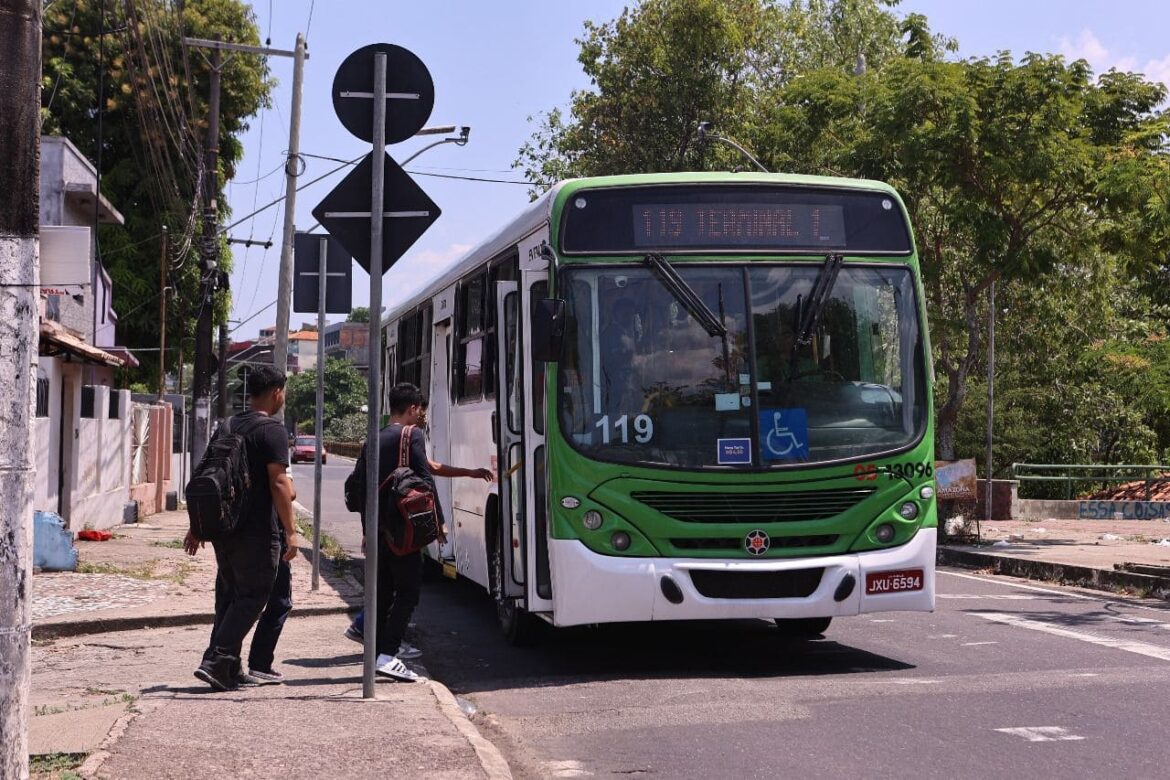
[389,382,425,414]
[245,365,286,397]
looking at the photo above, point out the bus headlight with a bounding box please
[582,510,603,530]
[875,523,896,543]
[898,502,919,520]
[610,531,631,551]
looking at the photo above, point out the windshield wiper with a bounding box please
[795,253,844,347]
[645,253,726,339]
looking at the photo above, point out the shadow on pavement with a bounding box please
[413,574,916,696]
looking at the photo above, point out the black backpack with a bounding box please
[185,416,272,541]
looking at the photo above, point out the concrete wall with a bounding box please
[32,358,63,513]
[127,402,173,516]
[70,386,132,531]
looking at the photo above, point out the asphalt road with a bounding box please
[403,565,1170,779]
[289,459,363,556]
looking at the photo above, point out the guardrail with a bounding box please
[1011,462,1170,501]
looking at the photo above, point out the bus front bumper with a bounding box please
[547,528,936,628]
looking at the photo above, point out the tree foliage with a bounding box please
[518,0,1170,474]
[285,358,368,435]
[41,0,273,386]
[346,306,370,323]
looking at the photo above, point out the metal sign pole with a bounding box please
[312,235,326,591]
[362,51,388,699]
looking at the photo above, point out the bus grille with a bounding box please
[671,535,838,551]
[633,489,875,524]
[689,568,824,599]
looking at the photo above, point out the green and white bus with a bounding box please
[382,172,935,642]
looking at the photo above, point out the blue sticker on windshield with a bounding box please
[717,438,752,465]
[760,408,809,461]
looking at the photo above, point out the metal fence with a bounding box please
[1011,462,1170,501]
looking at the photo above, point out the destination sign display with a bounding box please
[633,203,846,248]
[560,184,912,255]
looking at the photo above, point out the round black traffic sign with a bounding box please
[332,43,435,144]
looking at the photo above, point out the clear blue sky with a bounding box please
[225,0,1169,340]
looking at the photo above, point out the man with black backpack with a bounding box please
[346,383,491,682]
[184,364,302,691]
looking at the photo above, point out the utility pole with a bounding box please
[0,2,42,776]
[158,226,168,398]
[191,44,222,468]
[272,32,307,419]
[183,34,305,457]
[217,321,229,418]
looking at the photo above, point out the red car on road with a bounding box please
[290,435,327,464]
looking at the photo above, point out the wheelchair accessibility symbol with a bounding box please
[760,408,809,461]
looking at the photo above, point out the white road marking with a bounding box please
[870,619,896,623]
[886,679,941,685]
[928,634,959,639]
[961,641,999,646]
[940,570,1170,616]
[548,760,593,777]
[995,726,1085,742]
[937,593,1034,600]
[976,612,1170,662]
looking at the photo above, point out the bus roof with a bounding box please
[381,171,904,327]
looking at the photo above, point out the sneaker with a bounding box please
[194,663,238,692]
[344,624,364,644]
[396,641,422,660]
[375,653,424,682]
[240,667,285,685]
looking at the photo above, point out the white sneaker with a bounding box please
[397,641,422,660]
[375,653,424,682]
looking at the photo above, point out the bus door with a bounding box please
[493,281,525,598]
[429,318,455,562]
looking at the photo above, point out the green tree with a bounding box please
[771,54,1170,459]
[285,358,367,434]
[346,306,370,323]
[516,0,937,193]
[41,0,273,386]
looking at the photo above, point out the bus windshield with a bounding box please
[558,263,927,469]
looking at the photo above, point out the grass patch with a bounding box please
[150,538,186,549]
[76,561,159,579]
[295,518,352,573]
[29,752,87,779]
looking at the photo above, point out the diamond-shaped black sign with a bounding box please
[311,152,441,275]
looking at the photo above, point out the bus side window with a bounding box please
[531,280,548,434]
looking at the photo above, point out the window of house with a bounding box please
[108,390,121,419]
[80,386,95,418]
[35,376,50,417]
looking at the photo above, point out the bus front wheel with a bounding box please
[489,520,540,646]
[773,617,831,637]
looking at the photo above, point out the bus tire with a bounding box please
[773,617,831,637]
[488,511,540,646]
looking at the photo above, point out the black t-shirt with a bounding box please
[350,422,436,522]
[230,411,289,536]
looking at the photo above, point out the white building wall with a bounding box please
[33,358,63,513]
[70,385,133,530]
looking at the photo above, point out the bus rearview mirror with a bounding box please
[532,298,566,362]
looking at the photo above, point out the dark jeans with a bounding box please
[376,548,422,657]
[202,532,283,673]
[249,555,292,671]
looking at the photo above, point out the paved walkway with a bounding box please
[28,510,510,779]
[941,517,1170,597]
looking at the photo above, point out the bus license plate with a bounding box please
[866,569,924,594]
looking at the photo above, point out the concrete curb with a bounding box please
[428,681,513,780]
[938,545,1170,599]
[77,701,150,779]
[32,603,357,641]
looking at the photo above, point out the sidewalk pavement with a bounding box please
[939,517,1170,598]
[28,510,511,779]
